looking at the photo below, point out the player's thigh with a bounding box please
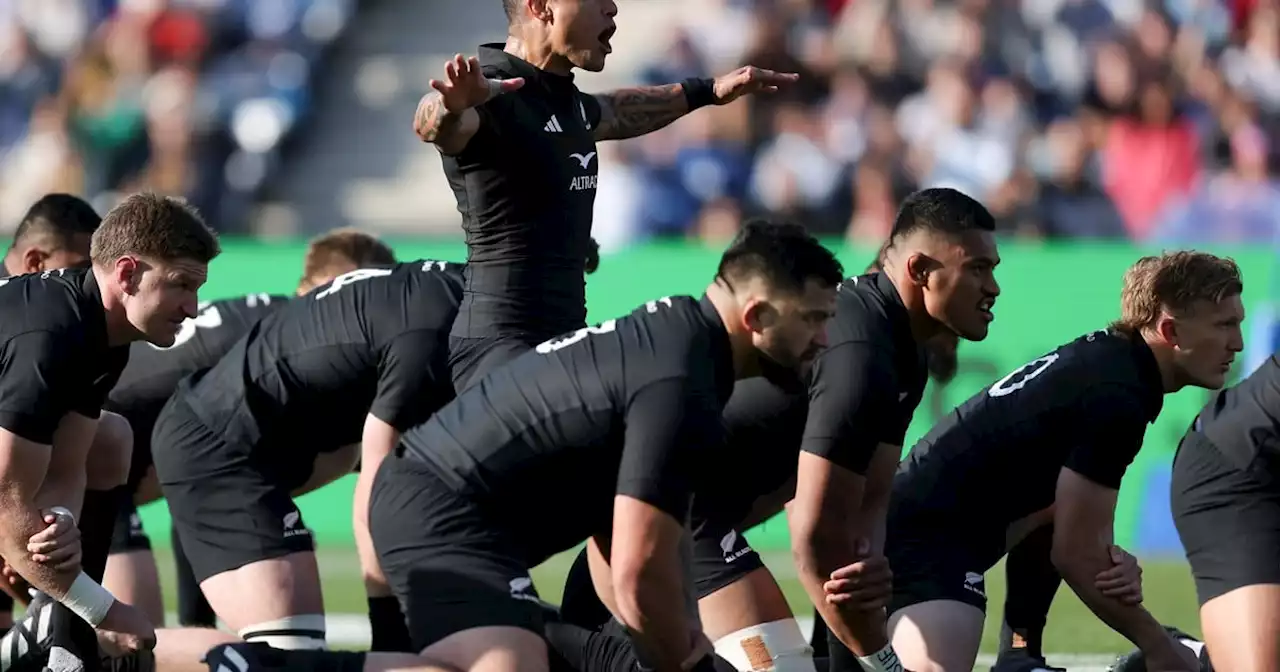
[86,409,133,488]
[884,516,993,672]
[888,600,985,672]
[690,522,785,637]
[370,455,549,663]
[449,335,533,394]
[1200,584,1280,672]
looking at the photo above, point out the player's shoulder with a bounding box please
[828,272,904,346]
[1055,327,1147,379]
[210,293,290,320]
[0,267,93,333]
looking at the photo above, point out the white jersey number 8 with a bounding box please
[536,320,618,354]
[988,353,1060,398]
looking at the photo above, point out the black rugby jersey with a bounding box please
[0,268,130,444]
[1195,355,1280,468]
[896,328,1164,528]
[106,293,288,422]
[401,295,736,565]
[175,261,463,465]
[444,44,603,339]
[801,272,928,474]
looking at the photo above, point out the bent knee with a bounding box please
[87,411,133,489]
[239,614,327,650]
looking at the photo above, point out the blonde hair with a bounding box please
[297,228,396,292]
[1118,251,1243,331]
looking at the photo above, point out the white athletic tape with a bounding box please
[239,614,327,650]
[856,643,905,672]
[61,572,115,627]
[714,619,816,672]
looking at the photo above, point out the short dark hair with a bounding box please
[716,219,843,295]
[10,194,101,251]
[300,228,397,289]
[90,193,221,267]
[888,188,994,245]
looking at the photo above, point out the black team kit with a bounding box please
[886,329,1161,626]
[149,262,462,632]
[374,294,736,658]
[1174,354,1280,612]
[557,272,929,672]
[104,292,289,626]
[444,44,602,392]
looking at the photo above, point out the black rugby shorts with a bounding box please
[883,497,1007,616]
[151,396,314,583]
[1172,430,1280,605]
[370,455,547,650]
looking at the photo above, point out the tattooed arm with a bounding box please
[591,84,691,142]
[413,92,482,156]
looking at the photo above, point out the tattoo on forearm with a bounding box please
[594,84,689,141]
[413,92,464,143]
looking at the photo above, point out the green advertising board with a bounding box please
[134,239,1276,553]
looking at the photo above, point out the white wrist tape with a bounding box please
[61,572,115,627]
[857,644,905,672]
[714,619,816,672]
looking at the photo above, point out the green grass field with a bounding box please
[143,546,1201,657]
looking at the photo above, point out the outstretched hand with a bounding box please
[712,66,800,105]
[429,54,525,112]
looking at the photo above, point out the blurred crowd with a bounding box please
[0,0,354,233]
[591,0,1280,248]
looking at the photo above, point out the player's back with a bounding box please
[898,328,1163,525]
[185,261,463,449]
[0,267,103,337]
[403,294,735,562]
[107,293,288,416]
[1197,355,1280,467]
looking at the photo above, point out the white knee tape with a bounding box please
[238,614,327,650]
[714,619,817,672]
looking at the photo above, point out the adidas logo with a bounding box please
[544,115,563,133]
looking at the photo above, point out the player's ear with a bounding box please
[20,247,45,275]
[529,0,553,21]
[904,253,935,288]
[1155,313,1179,347]
[114,256,142,295]
[742,299,776,334]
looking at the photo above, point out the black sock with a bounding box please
[173,523,216,627]
[367,595,412,652]
[824,626,861,672]
[208,646,367,672]
[1000,524,1060,660]
[79,486,131,582]
[809,607,829,658]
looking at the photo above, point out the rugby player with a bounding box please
[557,188,1001,672]
[823,251,1243,671]
[413,0,797,393]
[0,194,136,635]
[133,259,463,671]
[0,192,220,661]
[100,229,398,630]
[1169,304,1280,670]
[205,220,841,672]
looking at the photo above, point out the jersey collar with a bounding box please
[872,272,924,364]
[1127,332,1165,422]
[698,294,737,405]
[478,43,576,89]
[79,268,112,348]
